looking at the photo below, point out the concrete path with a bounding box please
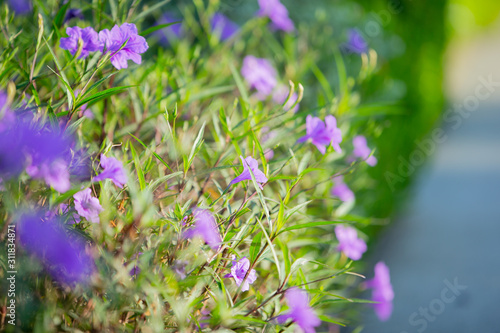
[359,103,500,332]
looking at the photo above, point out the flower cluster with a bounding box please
[2,1,400,331]
[60,23,148,69]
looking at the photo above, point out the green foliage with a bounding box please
[0,0,444,331]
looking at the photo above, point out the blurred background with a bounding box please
[352,0,500,331]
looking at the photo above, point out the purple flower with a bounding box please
[352,135,377,166]
[128,252,142,277]
[64,8,84,23]
[0,91,15,132]
[184,209,222,250]
[172,260,188,279]
[272,84,299,112]
[154,14,183,46]
[241,56,278,100]
[297,115,342,154]
[343,29,368,54]
[22,122,73,192]
[94,154,127,188]
[99,23,149,70]
[26,158,71,193]
[335,225,367,260]
[0,112,74,189]
[17,212,94,284]
[366,262,394,321]
[331,176,354,202]
[60,26,100,59]
[224,257,257,291]
[211,12,239,41]
[7,0,32,15]
[73,188,103,223]
[277,288,321,333]
[229,156,268,190]
[257,0,294,32]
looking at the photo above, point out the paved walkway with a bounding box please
[360,104,500,332]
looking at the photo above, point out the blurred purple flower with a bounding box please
[241,56,277,100]
[73,188,103,223]
[129,252,142,277]
[297,115,342,154]
[352,135,377,166]
[185,209,222,250]
[335,225,366,260]
[272,84,299,112]
[224,257,257,291]
[60,26,100,59]
[365,261,394,321]
[277,288,321,333]
[99,23,149,70]
[229,156,267,189]
[17,212,94,284]
[261,127,278,160]
[26,159,71,193]
[331,176,354,202]
[0,111,74,189]
[257,0,294,32]
[0,122,29,178]
[94,154,127,188]
[23,123,73,192]
[210,12,239,41]
[172,260,188,279]
[64,8,84,23]
[7,0,32,15]
[343,29,368,54]
[154,14,183,46]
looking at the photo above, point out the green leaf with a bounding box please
[317,315,346,326]
[256,217,282,282]
[75,85,135,109]
[249,232,262,263]
[233,315,267,325]
[53,0,71,29]
[140,22,181,36]
[275,197,286,232]
[129,143,145,191]
[132,0,171,22]
[229,63,249,103]
[66,116,86,134]
[129,133,173,172]
[147,171,183,191]
[81,72,117,97]
[184,122,205,175]
[276,239,291,278]
[279,221,341,234]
